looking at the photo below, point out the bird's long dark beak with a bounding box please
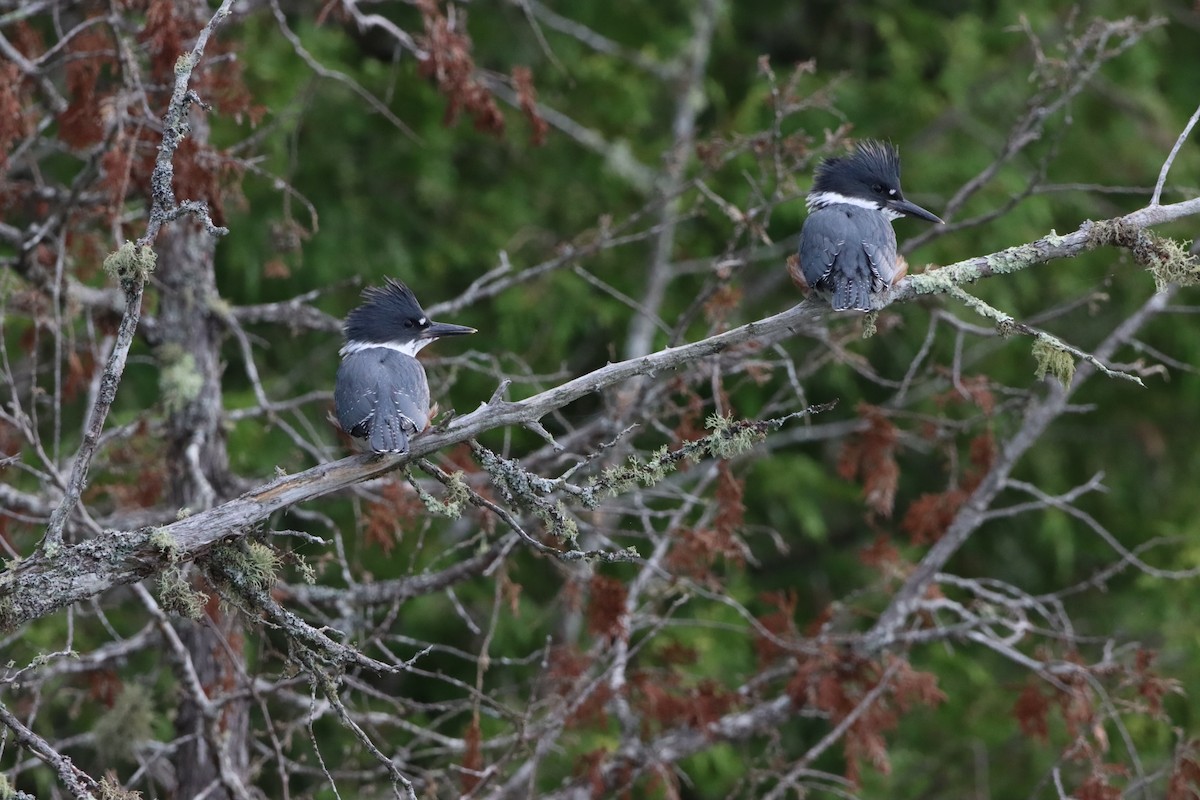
[889,197,944,225]
[423,320,477,339]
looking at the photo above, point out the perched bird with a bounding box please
[335,280,475,454]
[798,140,943,312]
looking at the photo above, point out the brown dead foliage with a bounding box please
[753,590,799,668]
[901,488,968,545]
[629,671,739,734]
[1013,682,1051,741]
[362,479,423,554]
[546,646,612,730]
[901,431,995,544]
[416,0,505,136]
[57,27,116,150]
[858,533,905,578]
[586,573,628,641]
[787,651,944,785]
[665,462,747,581]
[512,65,548,146]
[1168,740,1200,800]
[460,714,483,794]
[838,404,899,518]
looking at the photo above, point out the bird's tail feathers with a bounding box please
[831,278,871,312]
[368,414,410,454]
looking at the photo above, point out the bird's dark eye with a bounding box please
[403,320,414,328]
[872,183,884,194]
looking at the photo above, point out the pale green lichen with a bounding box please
[532,500,579,545]
[98,775,144,800]
[93,685,156,764]
[412,471,468,518]
[158,345,203,415]
[1144,235,1200,291]
[158,567,207,619]
[592,415,766,498]
[705,414,766,459]
[1088,219,1200,292]
[102,241,157,285]
[148,528,179,561]
[201,539,280,611]
[1032,338,1076,388]
[241,541,280,592]
[861,310,879,339]
[293,553,317,585]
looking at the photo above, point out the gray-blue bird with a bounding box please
[798,141,943,311]
[335,280,474,454]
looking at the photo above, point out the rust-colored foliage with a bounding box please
[546,646,611,729]
[900,430,995,543]
[0,418,20,458]
[858,533,904,577]
[99,142,135,210]
[967,430,997,478]
[655,640,698,666]
[512,66,548,146]
[62,350,97,403]
[690,679,738,728]
[575,748,610,799]
[1076,773,1122,800]
[669,381,707,445]
[935,373,997,416]
[1057,671,1096,739]
[138,0,199,78]
[665,526,740,582]
[460,714,482,793]
[703,284,743,328]
[416,0,505,136]
[68,229,107,282]
[838,404,899,518]
[171,137,227,225]
[0,61,29,169]
[498,568,522,615]
[362,479,423,554]
[901,488,967,545]
[665,462,746,580]
[714,461,745,543]
[1130,648,1180,717]
[787,651,944,785]
[1168,740,1200,800]
[587,573,628,641]
[629,671,739,733]
[88,423,165,509]
[87,670,123,707]
[631,671,690,730]
[57,27,116,149]
[753,590,798,667]
[1012,682,1051,741]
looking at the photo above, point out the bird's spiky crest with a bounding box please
[812,139,901,193]
[344,278,428,344]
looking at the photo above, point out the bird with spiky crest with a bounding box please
[798,140,943,311]
[334,280,475,454]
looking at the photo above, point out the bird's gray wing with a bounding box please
[335,350,431,454]
[798,206,897,311]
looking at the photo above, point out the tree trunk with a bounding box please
[156,214,249,799]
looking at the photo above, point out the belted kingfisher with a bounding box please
[335,280,475,454]
[798,140,943,311]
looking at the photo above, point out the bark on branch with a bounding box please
[4,197,1199,629]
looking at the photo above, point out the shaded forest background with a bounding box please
[3,0,1200,798]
